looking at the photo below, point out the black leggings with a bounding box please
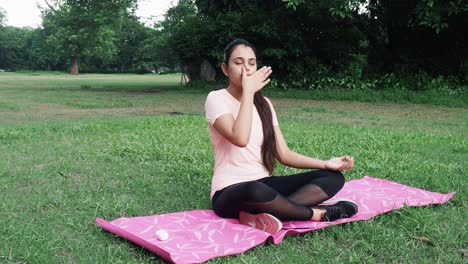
[211,169,345,221]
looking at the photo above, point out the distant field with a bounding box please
[0,73,466,263]
[0,72,197,124]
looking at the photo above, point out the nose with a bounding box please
[244,64,251,73]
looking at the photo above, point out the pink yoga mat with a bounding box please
[96,176,455,263]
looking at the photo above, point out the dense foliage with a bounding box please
[168,0,467,81]
[0,0,466,86]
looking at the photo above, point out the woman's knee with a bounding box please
[319,169,345,196]
[329,169,345,188]
[243,181,277,202]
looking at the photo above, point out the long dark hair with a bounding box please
[223,39,278,175]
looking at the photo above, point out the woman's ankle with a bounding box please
[310,208,325,221]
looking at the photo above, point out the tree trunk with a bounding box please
[185,62,201,81]
[180,65,190,85]
[70,56,78,75]
[200,59,216,81]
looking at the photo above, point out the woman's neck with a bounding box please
[226,84,243,101]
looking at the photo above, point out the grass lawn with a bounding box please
[0,72,466,263]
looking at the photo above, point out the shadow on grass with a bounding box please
[79,85,176,94]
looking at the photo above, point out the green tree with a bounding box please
[158,0,207,79]
[0,7,6,27]
[138,28,179,73]
[366,0,467,75]
[112,14,149,72]
[191,0,366,79]
[0,26,35,70]
[41,0,137,74]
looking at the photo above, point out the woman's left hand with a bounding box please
[325,156,354,171]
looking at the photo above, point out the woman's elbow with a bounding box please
[277,149,290,165]
[235,143,248,148]
[231,137,249,148]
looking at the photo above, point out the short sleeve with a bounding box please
[205,91,231,125]
[265,97,279,126]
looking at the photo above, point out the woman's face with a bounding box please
[223,44,257,87]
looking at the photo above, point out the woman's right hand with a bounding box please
[241,66,272,95]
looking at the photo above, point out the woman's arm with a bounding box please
[274,125,354,171]
[213,66,272,147]
[213,93,255,147]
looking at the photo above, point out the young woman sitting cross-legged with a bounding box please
[205,39,358,234]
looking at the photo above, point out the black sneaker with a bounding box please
[315,199,359,221]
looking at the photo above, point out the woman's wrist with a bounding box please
[322,160,329,170]
[242,89,256,100]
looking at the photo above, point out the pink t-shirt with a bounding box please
[205,89,279,198]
